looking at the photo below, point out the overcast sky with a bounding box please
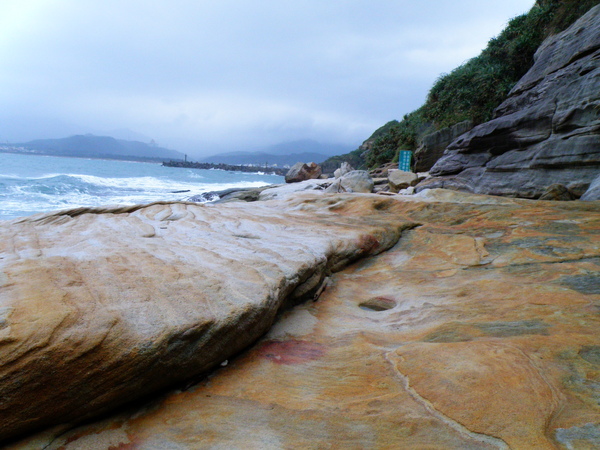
[0,0,534,156]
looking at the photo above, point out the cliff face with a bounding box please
[413,120,473,172]
[419,5,600,198]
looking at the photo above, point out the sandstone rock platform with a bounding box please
[0,196,415,443]
[6,191,600,449]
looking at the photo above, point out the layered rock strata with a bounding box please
[413,120,473,173]
[420,5,600,198]
[0,196,416,442]
[6,190,600,449]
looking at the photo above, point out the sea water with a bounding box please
[0,153,284,220]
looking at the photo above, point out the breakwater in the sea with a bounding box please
[163,160,288,176]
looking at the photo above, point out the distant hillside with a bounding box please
[260,140,351,156]
[201,151,332,167]
[14,134,184,161]
[201,140,352,166]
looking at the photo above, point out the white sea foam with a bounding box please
[0,153,284,220]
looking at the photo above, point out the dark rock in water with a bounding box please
[538,184,577,201]
[285,162,322,183]
[413,120,473,173]
[189,185,280,203]
[420,5,600,199]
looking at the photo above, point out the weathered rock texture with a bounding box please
[285,162,322,183]
[324,170,374,194]
[420,5,600,198]
[0,197,416,443]
[8,190,600,449]
[413,120,473,173]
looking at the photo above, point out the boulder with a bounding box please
[0,196,415,442]
[538,184,577,201]
[20,190,600,449]
[285,162,322,183]
[334,162,354,179]
[420,5,600,198]
[581,174,600,201]
[325,170,374,194]
[413,120,473,172]
[388,169,418,193]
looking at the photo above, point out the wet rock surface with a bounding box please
[8,190,600,449]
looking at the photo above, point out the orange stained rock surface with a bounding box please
[6,190,600,449]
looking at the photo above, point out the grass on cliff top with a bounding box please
[324,0,600,170]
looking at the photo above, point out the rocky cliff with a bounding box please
[418,5,600,199]
[2,190,600,448]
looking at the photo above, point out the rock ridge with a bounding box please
[0,195,418,443]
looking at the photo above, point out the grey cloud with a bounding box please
[0,0,534,155]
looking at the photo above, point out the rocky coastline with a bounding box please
[2,5,600,448]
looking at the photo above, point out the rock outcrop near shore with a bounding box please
[420,5,600,199]
[7,190,600,449]
[0,197,416,443]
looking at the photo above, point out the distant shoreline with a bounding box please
[162,160,288,176]
[0,149,170,164]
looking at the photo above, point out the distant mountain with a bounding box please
[200,140,353,166]
[260,140,351,156]
[14,134,184,161]
[201,151,332,167]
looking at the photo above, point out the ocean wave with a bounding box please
[0,155,284,220]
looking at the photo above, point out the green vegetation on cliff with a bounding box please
[324,0,600,170]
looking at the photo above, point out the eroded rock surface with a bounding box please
[0,196,416,443]
[421,5,600,199]
[11,190,600,449]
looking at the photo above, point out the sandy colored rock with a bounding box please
[12,190,600,449]
[0,195,416,443]
[388,169,418,192]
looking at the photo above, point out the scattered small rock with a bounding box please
[388,169,418,193]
